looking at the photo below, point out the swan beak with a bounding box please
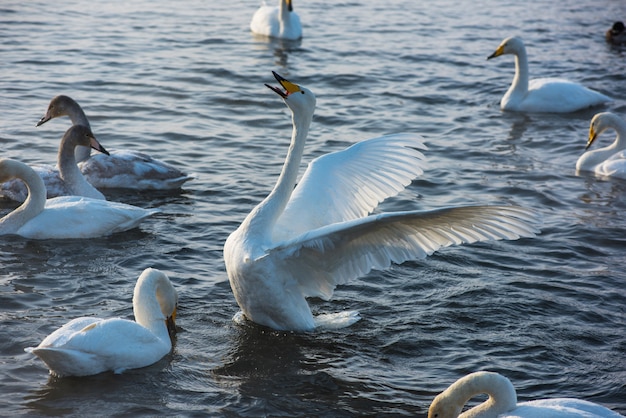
[36,113,51,127]
[586,126,598,150]
[89,133,111,156]
[287,0,293,12]
[265,71,301,98]
[166,308,177,336]
[487,45,504,60]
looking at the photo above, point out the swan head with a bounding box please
[265,71,316,116]
[488,36,525,60]
[428,394,463,418]
[586,112,620,150]
[63,125,110,156]
[37,95,80,126]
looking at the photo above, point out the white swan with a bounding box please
[428,371,624,418]
[37,95,193,190]
[223,72,541,332]
[487,36,611,113]
[576,112,626,179]
[0,125,108,202]
[25,268,177,377]
[0,158,158,239]
[250,0,302,40]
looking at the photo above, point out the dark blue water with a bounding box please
[1,0,625,416]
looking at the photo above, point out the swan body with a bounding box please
[0,125,108,202]
[223,72,541,332]
[37,95,192,190]
[0,158,158,239]
[576,112,626,179]
[250,0,302,40]
[487,37,611,113]
[606,22,626,45]
[428,371,624,418]
[25,268,177,377]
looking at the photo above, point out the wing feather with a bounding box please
[274,133,426,241]
[270,205,540,300]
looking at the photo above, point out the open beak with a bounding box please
[487,45,504,60]
[586,126,598,150]
[166,308,177,337]
[265,71,301,98]
[88,133,110,156]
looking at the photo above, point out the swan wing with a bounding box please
[80,150,192,190]
[16,196,158,239]
[0,164,69,202]
[596,150,626,179]
[270,205,540,300]
[524,78,611,112]
[26,318,167,376]
[274,133,426,240]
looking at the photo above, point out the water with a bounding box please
[1,0,625,416]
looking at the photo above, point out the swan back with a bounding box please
[428,371,517,418]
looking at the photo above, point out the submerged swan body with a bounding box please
[0,158,158,239]
[37,95,193,190]
[223,72,541,332]
[576,112,626,179]
[0,125,108,203]
[25,268,177,377]
[250,0,302,40]
[487,36,611,113]
[428,371,624,418]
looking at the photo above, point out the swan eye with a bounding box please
[301,91,305,94]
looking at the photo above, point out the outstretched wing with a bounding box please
[274,133,426,241]
[270,205,540,300]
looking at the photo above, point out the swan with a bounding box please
[428,371,624,418]
[576,112,626,179]
[606,22,626,45]
[0,125,108,203]
[25,268,177,377]
[487,36,611,113]
[250,0,302,40]
[37,95,193,190]
[0,158,158,239]
[223,72,541,332]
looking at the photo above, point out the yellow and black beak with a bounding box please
[287,0,293,12]
[166,308,177,336]
[586,125,598,150]
[487,45,504,60]
[265,71,301,98]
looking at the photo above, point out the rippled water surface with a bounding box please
[1,0,625,416]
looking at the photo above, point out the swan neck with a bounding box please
[67,105,92,163]
[453,373,517,418]
[509,48,529,99]
[58,135,103,199]
[133,275,171,340]
[0,163,46,234]
[248,107,311,237]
